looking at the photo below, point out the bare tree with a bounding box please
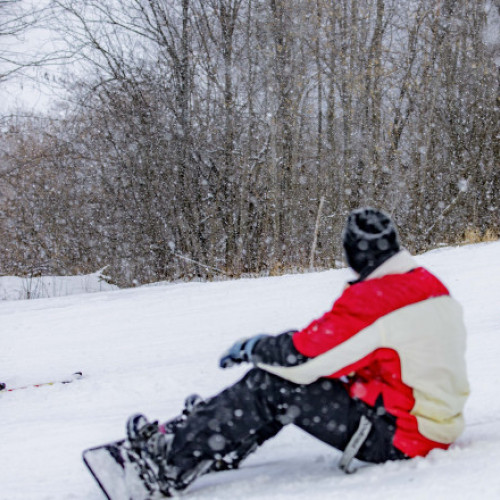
[0,0,66,84]
[2,0,498,286]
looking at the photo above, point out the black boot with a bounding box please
[124,413,176,495]
[125,397,217,496]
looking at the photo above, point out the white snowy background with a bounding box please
[1,240,499,499]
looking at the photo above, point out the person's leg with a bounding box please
[166,368,284,473]
[288,379,406,463]
[166,368,404,475]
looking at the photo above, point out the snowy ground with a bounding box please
[0,268,117,301]
[1,241,499,500]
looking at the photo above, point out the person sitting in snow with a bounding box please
[126,207,470,496]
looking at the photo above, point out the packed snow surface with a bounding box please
[1,241,499,499]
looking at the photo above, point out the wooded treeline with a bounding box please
[1,0,499,286]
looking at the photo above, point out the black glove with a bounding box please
[219,334,269,368]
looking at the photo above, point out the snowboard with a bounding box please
[83,439,165,500]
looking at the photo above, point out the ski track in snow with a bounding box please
[1,241,499,499]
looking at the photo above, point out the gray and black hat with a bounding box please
[342,208,400,280]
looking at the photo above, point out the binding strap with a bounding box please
[338,415,372,474]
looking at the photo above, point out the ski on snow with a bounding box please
[0,371,83,392]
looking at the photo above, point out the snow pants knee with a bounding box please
[168,368,407,471]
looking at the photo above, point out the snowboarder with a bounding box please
[125,207,470,496]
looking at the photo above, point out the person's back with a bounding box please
[259,243,469,457]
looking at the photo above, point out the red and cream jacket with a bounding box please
[255,250,470,458]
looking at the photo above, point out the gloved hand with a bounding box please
[219,334,269,369]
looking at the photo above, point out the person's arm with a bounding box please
[219,331,310,369]
[251,331,309,367]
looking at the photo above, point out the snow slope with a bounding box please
[1,241,499,500]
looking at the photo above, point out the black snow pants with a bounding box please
[167,368,407,472]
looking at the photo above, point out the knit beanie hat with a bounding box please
[342,207,400,279]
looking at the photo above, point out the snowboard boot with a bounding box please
[126,411,213,496]
[127,394,203,448]
[0,382,5,391]
[126,394,205,467]
[122,413,172,496]
[125,394,262,494]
